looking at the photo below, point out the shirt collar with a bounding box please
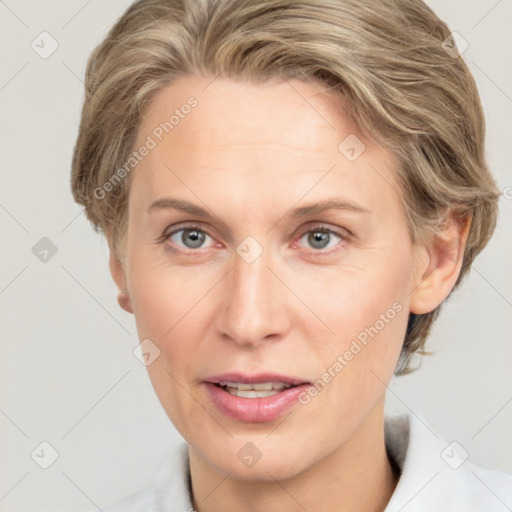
[384,412,471,511]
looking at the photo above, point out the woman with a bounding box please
[71,0,512,510]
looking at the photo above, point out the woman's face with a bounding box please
[116,75,424,479]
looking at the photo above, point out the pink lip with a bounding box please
[203,372,310,423]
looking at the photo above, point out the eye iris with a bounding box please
[308,230,330,249]
[182,229,205,249]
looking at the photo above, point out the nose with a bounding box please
[215,244,291,348]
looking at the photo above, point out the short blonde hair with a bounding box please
[71,0,500,375]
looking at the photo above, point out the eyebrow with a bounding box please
[147,197,370,220]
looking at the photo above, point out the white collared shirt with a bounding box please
[94,413,512,511]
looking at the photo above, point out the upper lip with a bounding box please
[205,372,309,386]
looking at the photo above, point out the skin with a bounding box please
[109,75,470,512]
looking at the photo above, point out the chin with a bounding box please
[192,435,317,481]
[219,454,305,481]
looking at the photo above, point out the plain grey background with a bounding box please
[1,0,511,510]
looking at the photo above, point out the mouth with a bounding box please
[203,372,311,423]
[214,380,296,398]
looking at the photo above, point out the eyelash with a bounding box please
[158,223,350,256]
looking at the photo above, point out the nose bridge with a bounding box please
[217,239,288,345]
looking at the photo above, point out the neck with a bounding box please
[188,404,400,512]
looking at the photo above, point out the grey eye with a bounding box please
[300,229,342,250]
[169,228,212,249]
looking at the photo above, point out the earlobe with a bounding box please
[409,213,471,315]
[108,243,134,314]
[117,289,134,314]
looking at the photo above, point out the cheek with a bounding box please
[129,272,203,384]
[126,250,219,383]
[127,249,205,338]
[306,249,412,387]
[312,252,411,336]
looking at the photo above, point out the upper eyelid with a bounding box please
[163,222,347,237]
[160,223,215,244]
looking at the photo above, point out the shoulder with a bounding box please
[384,412,512,511]
[88,443,193,512]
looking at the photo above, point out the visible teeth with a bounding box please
[237,383,257,391]
[233,389,280,398]
[218,381,294,396]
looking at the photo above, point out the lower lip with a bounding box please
[204,382,310,423]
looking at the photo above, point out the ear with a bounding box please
[410,211,472,315]
[108,239,133,314]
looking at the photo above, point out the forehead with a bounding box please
[135,75,384,158]
[130,75,401,216]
